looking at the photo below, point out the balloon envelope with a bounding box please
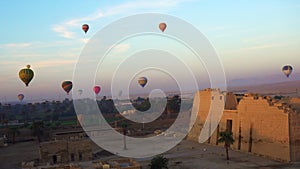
[138,77,148,88]
[78,89,83,95]
[82,24,89,33]
[18,94,24,101]
[93,86,101,95]
[282,65,293,77]
[159,23,167,32]
[62,81,73,94]
[19,65,34,87]
[118,90,123,97]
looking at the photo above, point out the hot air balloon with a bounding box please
[138,77,148,88]
[17,94,24,101]
[62,81,73,95]
[82,24,89,34]
[19,65,34,87]
[78,89,83,95]
[159,22,167,32]
[118,90,123,97]
[282,65,293,78]
[93,86,101,95]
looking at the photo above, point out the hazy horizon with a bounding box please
[0,0,299,102]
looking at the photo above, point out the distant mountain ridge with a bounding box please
[228,79,300,96]
[228,73,300,87]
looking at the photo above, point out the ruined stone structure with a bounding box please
[187,88,300,162]
[39,129,92,165]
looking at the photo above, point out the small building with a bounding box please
[39,139,93,165]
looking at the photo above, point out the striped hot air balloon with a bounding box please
[62,81,73,95]
[19,65,34,87]
[82,24,89,34]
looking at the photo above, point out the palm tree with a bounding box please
[149,155,168,169]
[217,131,235,160]
[121,122,128,150]
[31,121,44,142]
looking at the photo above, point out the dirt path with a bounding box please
[1,139,299,169]
[0,141,40,169]
[138,140,300,169]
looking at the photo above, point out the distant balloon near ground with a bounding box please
[93,86,101,95]
[118,90,123,97]
[62,81,73,95]
[19,65,34,87]
[282,65,293,78]
[138,77,148,88]
[82,24,89,34]
[17,94,24,101]
[159,22,167,32]
[78,89,83,95]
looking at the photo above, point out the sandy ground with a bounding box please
[138,140,300,169]
[1,140,300,169]
[0,141,40,169]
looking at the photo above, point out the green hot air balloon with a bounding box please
[78,89,83,95]
[62,81,73,95]
[19,65,34,87]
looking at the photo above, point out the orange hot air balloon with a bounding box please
[19,65,34,87]
[82,24,89,34]
[93,86,101,95]
[159,22,167,32]
[62,81,73,95]
[18,94,24,101]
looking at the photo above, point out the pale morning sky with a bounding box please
[0,0,299,102]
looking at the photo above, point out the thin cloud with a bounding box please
[112,44,130,54]
[0,43,32,49]
[52,0,191,39]
[207,26,229,31]
[241,44,285,51]
[79,38,89,44]
[34,59,77,69]
[52,25,76,39]
[224,43,288,54]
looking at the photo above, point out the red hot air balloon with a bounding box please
[62,81,73,95]
[93,86,101,95]
[159,23,167,32]
[82,24,89,34]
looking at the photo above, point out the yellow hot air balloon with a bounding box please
[19,65,34,87]
[138,77,148,88]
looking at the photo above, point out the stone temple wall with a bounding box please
[188,89,300,162]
